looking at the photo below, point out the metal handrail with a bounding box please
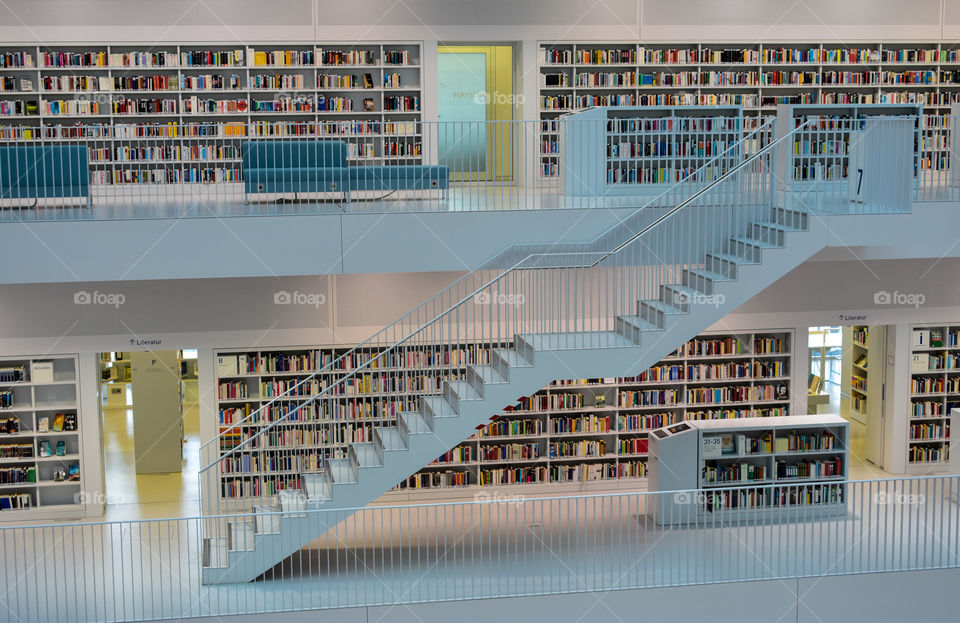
[198,117,778,476]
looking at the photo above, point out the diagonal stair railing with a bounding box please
[198,116,774,510]
[198,114,917,576]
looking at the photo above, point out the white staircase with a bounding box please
[201,206,833,584]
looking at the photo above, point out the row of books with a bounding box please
[476,418,543,438]
[0,493,32,510]
[704,462,768,484]
[605,164,725,184]
[548,439,606,458]
[776,431,838,452]
[260,378,326,399]
[432,446,474,464]
[606,139,732,159]
[90,167,241,184]
[220,475,301,498]
[548,414,611,434]
[911,401,945,417]
[686,384,788,405]
[398,470,469,489]
[912,377,945,394]
[0,391,13,409]
[0,465,35,484]
[479,443,539,461]
[0,367,26,383]
[910,423,949,440]
[0,443,33,458]
[909,446,948,463]
[90,144,240,163]
[704,483,844,512]
[776,458,843,480]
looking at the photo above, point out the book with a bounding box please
[363,73,374,88]
[52,414,65,432]
[64,413,77,431]
[56,440,65,456]
[38,440,51,457]
[363,97,375,111]
[37,416,49,432]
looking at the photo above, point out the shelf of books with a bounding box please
[0,354,84,519]
[849,325,870,419]
[648,414,848,523]
[907,325,959,472]
[538,41,959,177]
[559,105,743,196]
[212,330,793,502]
[396,329,794,497]
[0,42,422,185]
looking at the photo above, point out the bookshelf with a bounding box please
[211,330,794,502]
[774,102,921,189]
[538,41,958,178]
[849,325,870,422]
[396,329,794,497]
[0,42,423,185]
[907,325,958,472]
[648,414,848,524]
[559,105,743,196]
[0,355,85,518]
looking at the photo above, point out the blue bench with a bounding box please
[0,145,90,207]
[242,140,449,202]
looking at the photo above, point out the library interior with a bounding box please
[2,0,960,621]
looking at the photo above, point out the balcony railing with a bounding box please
[1,475,958,622]
[0,113,954,221]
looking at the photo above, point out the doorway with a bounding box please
[98,349,200,518]
[437,44,515,182]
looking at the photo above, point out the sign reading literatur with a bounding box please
[129,338,163,348]
[839,314,867,323]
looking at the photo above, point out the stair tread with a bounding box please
[327,458,358,484]
[517,331,636,351]
[375,426,407,451]
[470,364,507,385]
[684,267,734,282]
[228,519,255,552]
[492,348,532,368]
[753,220,803,231]
[278,489,306,513]
[204,537,228,569]
[302,473,330,500]
[401,410,433,434]
[730,235,778,248]
[640,300,686,315]
[254,505,281,534]
[706,251,758,265]
[422,394,458,418]
[447,379,482,402]
[351,442,382,467]
[618,315,664,333]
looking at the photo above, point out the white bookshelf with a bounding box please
[906,325,959,472]
[211,330,794,502]
[558,105,743,196]
[648,414,848,524]
[538,41,958,177]
[397,329,794,497]
[0,354,85,519]
[0,42,423,184]
[849,325,870,421]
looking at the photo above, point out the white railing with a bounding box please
[0,114,950,219]
[1,476,959,622]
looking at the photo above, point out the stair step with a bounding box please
[469,364,507,385]
[327,458,358,485]
[641,299,686,315]
[729,235,778,249]
[618,315,664,333]
[375,426,407,451]
[278,489,306,515]
[446,379,482,402]
[517,331,635,351]
[203,537,228,569]
[302,473,331,501]
[401,410,433,434]
[254,505,280,535]
[639,299,687,327]
[707,251,758,265]
[421,394,458,419]
[350,442,382,468]
[228,520,255,552]
[492,348,533,368]
[661,284,705,309]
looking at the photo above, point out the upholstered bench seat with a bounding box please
[0,145,90,207]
